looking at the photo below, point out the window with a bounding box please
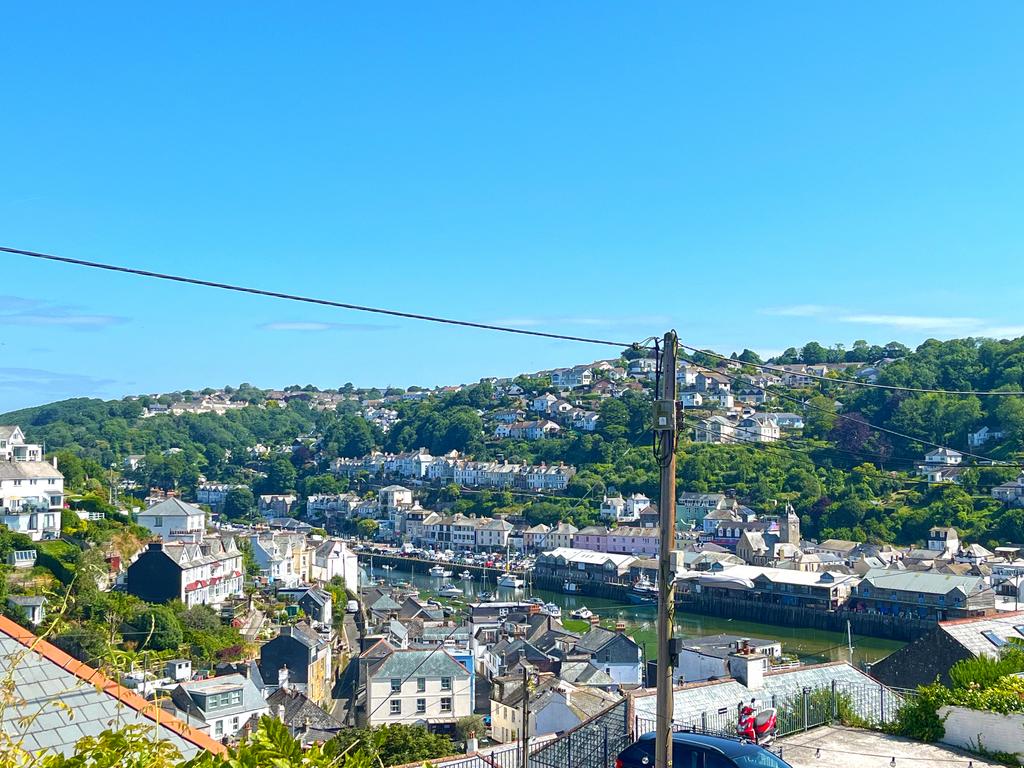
[1015,625,1024,638]
[391,678,402,693]
[416,698,426,713]
[390,700,402,715]
[214,720,224,737]
[440,697,452,712]
[982,630,1007,648]
[441,677,451,691]
[417,677,426,692]
[153,516,163,527]
[231,716,239,729]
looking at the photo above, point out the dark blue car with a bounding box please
[615,732,792,768]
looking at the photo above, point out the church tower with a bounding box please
[780,503,801,545]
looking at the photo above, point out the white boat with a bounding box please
[497,573,525,588]
[478,591,497,602]
[526,596,544,606]
[569,606,593,620]
[563,580,580,594]
[459,570,473,579]
[381,564,395,571]
[438,584,463,598]
[429,565,447,576]
[540,603,562,619]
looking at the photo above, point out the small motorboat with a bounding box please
[569,606,593,620]
[497,573,525,588]
[540,603,562,619]
[429,565,449,577]
[526,596,544,606]
[438,584,463,598]
[459,570,473,579]
[478,591,497,602]
[381,564,395,571]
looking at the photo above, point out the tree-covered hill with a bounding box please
[3,335,1024,547]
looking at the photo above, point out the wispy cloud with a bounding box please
[0,295,127,329]
[981,325,1024,339]
[760,304,829,318]
[261,321,397,333]
[838,314,983,333]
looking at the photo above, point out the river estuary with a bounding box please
[360,565,904,667]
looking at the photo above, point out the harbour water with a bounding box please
[360,566,905,667]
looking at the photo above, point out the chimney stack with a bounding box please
[727,643,765,690]
[278,664,290,691]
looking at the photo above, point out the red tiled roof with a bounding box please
[0,615,226,756]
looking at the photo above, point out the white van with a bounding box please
[346,600,359,614]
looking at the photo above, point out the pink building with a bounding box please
[572,526,660,557]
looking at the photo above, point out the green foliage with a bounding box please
[949,645,1024,690]
[222,487,255,521]
[885,684,950,742]
[126,605,184,652]
[325,723,456,766]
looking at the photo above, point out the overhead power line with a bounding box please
[1,246,649,350]
[677,340,1024,396]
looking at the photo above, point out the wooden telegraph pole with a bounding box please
[654,331,678,768]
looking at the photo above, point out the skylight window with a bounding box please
[981,630,1007,648]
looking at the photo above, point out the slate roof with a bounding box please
[171,674,266,723]
[141,497,204,518]
[265,686,343,731]
[560,662,616,687]
[939,613,1024,658]
[0,461,63,481]
[0,615,224,758]
[859,568,986,596]
[367,648,469,680]
[632,662,895,727]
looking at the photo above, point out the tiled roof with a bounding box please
[0,615,224,758]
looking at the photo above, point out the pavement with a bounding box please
[778,726,1003,767]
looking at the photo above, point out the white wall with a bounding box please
[939,706,1024,761]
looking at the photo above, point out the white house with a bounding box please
[924,448,963,466]
[531,394,558,413]
[693,416,736,444]
[167,674,268,741]
[968,426,1004,448]
[137,497,207,542]
[736,415,780,443]
[0,426,43,462]
[249,534,302,587]
[312,538,359,587]
[362,644,472,727]
[0,455,64,542]
[680,392,703,408]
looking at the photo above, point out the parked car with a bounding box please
[346,600,359,614]
[616,733,791,768]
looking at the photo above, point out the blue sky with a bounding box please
[2,3,1024,410]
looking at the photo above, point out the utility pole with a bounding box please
[520,664,531,768]
[654,331,678,768]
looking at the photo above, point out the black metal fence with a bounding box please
[529,699,631,768]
